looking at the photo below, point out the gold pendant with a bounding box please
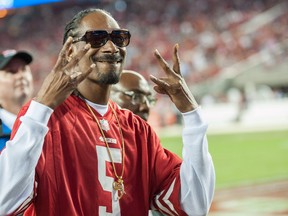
[113,178,126,200]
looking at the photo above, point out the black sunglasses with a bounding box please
[115,90,157,107]
[72,30,131,48]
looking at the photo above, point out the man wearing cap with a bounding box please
[0,49,33,151]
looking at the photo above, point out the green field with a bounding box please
[160,130,288,188]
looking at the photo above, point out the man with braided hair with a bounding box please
[0,8,215,216]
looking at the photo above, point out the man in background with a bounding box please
[111,70,164,216]
[0,49,33,151]
[110,69,156,121]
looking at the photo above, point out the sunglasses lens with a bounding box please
[111,30,131,47]
[85,31,108,48]
[83,30,131,48]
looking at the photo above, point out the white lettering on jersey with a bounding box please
[99,136,117,144]
[97,145,121,215]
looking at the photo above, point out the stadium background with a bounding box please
[1,0,287,215]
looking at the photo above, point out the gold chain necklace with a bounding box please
[85,102,126,200]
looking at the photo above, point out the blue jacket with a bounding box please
[0,119,11,151]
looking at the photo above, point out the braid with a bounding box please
[63,8,113,44]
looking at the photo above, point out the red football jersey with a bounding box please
[12,95,186,216]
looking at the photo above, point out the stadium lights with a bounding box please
[0,0,62,9]
[0,0,13,9]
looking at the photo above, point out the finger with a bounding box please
[69,71,82,79]
[153,86,167,94]
[172,44,181,75]
[55,37,73,70]
[68,43,91,66]
[154,49,173,76]
[66,64,95,88]
[150,75,170,88]
[76,63,96,83]
[63,43,92,77]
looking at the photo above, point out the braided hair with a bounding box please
[63,8,113,44]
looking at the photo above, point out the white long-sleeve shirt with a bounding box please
[0,108,17,130]
[0,100,215,216]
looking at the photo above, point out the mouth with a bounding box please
[92,55,123,64]
[97,60,122,64]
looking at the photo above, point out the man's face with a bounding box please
[0,57,33,105]
[111,72,155,121]
[72,12,127,85]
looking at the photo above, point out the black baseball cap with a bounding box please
[0,49,33,70]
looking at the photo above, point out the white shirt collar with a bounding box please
[84,100,108,116]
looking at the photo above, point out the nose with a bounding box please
[102,40,119,54]
[139,98,150,112]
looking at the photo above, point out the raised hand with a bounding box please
[34,37,95,109]
[150,44,198,113]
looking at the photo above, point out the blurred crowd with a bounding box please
[1,0,288,127]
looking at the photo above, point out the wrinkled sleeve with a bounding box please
[180,107,215,216]
[150,107,215,216]
[0,100,53,215]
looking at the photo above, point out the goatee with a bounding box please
[97,71,119,84]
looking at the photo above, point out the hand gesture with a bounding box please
[150,44,198,113]
[35,37,95,109]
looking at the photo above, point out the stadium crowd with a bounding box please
[1,0,287,126]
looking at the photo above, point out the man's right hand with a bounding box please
[34,37,95,109]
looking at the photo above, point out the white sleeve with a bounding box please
[180,107,215,216]
[0,100,53,215]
